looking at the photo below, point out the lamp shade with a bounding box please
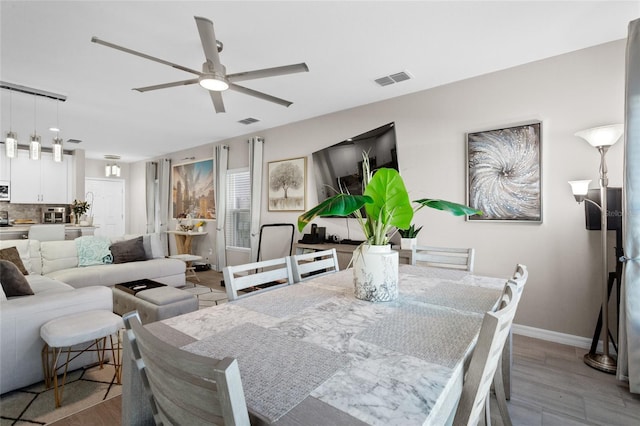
[574,124,624,148]
[569,180,591,196]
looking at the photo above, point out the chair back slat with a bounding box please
[453,275,526,426]
[124,311,250,426]
[291,249,340,282]
[411,245,475,272]
[223,256,294,301]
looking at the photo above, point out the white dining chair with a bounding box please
[291,248,340,282]
[123,311,250,426]
[494,263,529,424]
[411,245,475,272]
[452,280,524,426]
[223,256,294,301]
[28,224,66,241]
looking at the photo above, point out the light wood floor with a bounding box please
[52,269,640,426]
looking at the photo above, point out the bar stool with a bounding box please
[40,310,123,407]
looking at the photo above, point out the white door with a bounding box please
[85,178,125,237]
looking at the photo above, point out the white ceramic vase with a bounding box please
[353,244,399,302]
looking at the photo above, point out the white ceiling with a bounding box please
[1,1,638,162]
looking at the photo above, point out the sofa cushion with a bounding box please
[41,241,78,275]
[0,260,34,297]
[110,237,146,264]
[0,246,29,275]
[45,258,186,288]
[119,233,165,259]
[0,240,40,274]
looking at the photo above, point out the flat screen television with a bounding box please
[312,122,398,206]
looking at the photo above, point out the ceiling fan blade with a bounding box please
[209,91,226,113]
[133,79,199,92]
[91,36,202,76]
[229,83,293,107]
[194,16,223,70]
[228,63,309,83]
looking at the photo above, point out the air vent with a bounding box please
[374,76,394,87]
[374,70,413,87]
[238,117,260,125]
[66,139,82,144]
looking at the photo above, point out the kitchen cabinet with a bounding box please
[9,150,72,204]
[0,147,10,181]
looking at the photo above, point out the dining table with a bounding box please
[122,264,506,426]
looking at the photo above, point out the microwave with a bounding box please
[43,207,69,224]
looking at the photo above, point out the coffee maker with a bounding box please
[0,211,9,227]
[300,223,326,244]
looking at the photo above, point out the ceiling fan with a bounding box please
[91,16,309,114]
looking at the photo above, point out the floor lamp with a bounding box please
[569,123,624,374]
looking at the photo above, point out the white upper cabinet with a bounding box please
[0,146,10,182]
[9,150,72,204]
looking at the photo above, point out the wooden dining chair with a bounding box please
[123,311,250,426]
[411,245,475,272]
[223,256,294,301]
[291,248,340,282]
[452,280,523,426]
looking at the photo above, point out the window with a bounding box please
[225,168,251,249]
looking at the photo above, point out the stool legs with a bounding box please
[41,334,122,408]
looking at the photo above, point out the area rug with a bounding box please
[0,361,121,425]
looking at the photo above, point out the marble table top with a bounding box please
[160,265,505,425]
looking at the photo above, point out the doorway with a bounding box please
[85,178,125,237]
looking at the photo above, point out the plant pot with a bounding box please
[353,244,399,302]
[400,238,417,250]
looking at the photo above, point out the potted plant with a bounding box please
[398,224,423,250]
[298,153,481,302]
[70,199,91,226]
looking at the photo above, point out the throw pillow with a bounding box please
[110,236,146,264]
[0,246,29,275]
[0,260,34,297]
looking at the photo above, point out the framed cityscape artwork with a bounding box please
[466,122,542,222]
[268,157,306,211]
[172,158,215,219]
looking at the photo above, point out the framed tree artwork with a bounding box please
[268,157,306,211]
[172,158,215,219]
[466,122,542,222]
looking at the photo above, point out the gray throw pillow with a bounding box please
[0,246,29,275]
[0,259,34,297]
[110,236,147,264]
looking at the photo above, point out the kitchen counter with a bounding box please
[0,224,97,239]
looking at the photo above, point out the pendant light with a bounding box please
[51,100,63,162]
[29,95,41,160]
[105,155,121,177]
[4,90,17,158]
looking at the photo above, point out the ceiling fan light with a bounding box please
[199,74,229,91]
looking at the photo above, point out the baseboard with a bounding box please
[512,323,617,353]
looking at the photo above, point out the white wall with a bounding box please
[128,39,626,339]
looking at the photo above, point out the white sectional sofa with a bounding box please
[1,235,186,289]
[0,235,186,395]
[1,277,112,394]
